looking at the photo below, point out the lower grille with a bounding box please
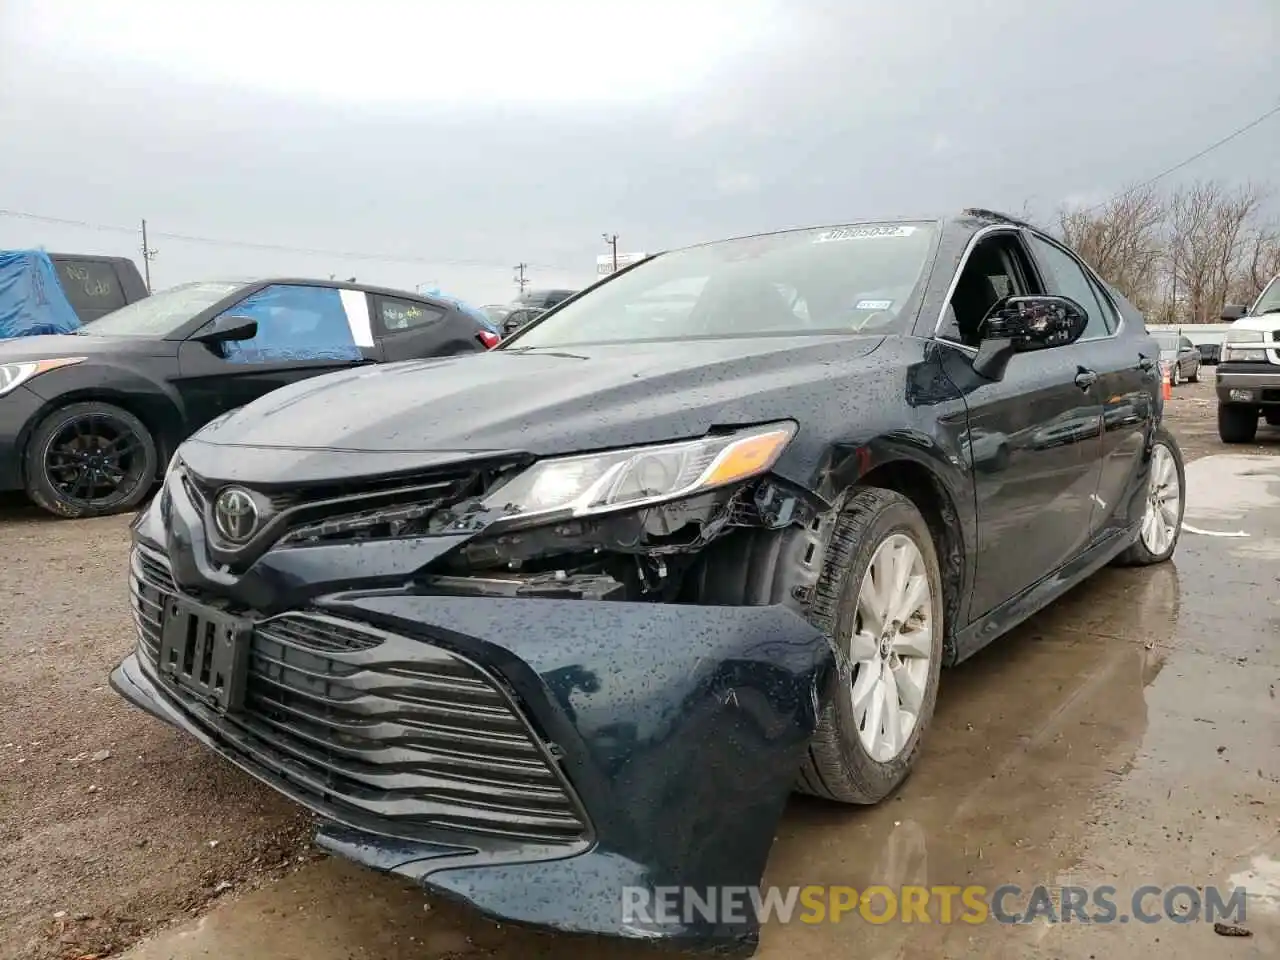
[128,548,587,846]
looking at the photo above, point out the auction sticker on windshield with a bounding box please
[814,225,917,243]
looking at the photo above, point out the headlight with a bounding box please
[0,358,87,397]
[1223,331,1267,361]
[481,422,797,524]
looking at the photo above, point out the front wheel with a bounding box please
[24,401,158,518]
[1218,403,1258,444]
[1171,364,1182,386]
[1188,363,1201,384]
[796,488,944,805]
[1114,428,1185,566]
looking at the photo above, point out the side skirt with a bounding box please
[948,525,1137,665]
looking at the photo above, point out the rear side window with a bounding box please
[1025,236,1111,339]
[374,296,446,333]
[214,284,361,364]
[54,259,126,312]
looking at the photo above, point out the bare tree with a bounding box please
[1167,180,1268,321]
[1057,185,1166,316]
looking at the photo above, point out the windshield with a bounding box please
[506,222,938,348]
[1251,276,1280,315]
[1152,333,1179,351]
[77,281,246,337]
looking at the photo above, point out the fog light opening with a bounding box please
[1228,389,1255,403]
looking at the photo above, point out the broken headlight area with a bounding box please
[429,477,818,603]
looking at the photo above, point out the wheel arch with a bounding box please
[849,457,968,664]
[19,386,184,487]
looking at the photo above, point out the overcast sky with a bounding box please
[1,0,1276,305]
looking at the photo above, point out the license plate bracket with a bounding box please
[158,597,251,713]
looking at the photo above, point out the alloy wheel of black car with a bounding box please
[795,487,945,805]
[1188,362,1201,384]
[24,401,158,519]
[1113,427,1185,566]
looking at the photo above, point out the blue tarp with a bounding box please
[0,250,82,338]
[217,283,362,363]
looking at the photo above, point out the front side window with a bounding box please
[1251,276,1280,316]
[1025,236,1110,340]
[79,281,245,337]
[507,222,939,348]
[212,284,361,364]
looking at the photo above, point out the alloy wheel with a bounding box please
[1140,442,1181,556]
[848,533,934,763]
[43,412,146,508]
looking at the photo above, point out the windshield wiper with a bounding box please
[1258,306,1280,316]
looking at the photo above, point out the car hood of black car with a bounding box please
[188,336,885,466]
[0,333,172,361]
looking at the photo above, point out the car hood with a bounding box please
[0,333,170,360]
[187,336,885,477]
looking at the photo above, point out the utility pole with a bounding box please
[602,233,618,273]
[513,263,529,295]
[139,219,157,292]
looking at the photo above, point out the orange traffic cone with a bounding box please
[1161,369,1172,401]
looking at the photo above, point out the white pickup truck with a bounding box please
[1216,274,1280,443]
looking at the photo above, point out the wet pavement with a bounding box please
[118,451,1280,960]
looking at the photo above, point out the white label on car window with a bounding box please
[339,288,374,347]
[855,299,894,311]
[814,225,917,243]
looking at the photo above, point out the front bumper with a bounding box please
[0,384,45,491]
[1215,362,1280,405]
[113,538,831,954]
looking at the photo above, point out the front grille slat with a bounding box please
[127,551,588,847]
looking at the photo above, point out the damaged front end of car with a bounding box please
[111,422,839,955]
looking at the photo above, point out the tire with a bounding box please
[1171,365,1181,386]
[1217,403,1258,444]
[1265,410,1280,427]
[1114,428,1185,566]
[1188,363,1201,384]
[24,401,158,519]
[795,488,945,805]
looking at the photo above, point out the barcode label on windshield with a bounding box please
[814,225,917,243]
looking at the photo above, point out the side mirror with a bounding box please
[191,315,258,345]
[972,295,1089,380]
[1220,304,1247,321]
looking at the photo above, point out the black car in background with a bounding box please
[112,210,1183,955]
[0,278,497,517]
[516,287,577,309]
[499,305,547,337]
[49,253,150,322]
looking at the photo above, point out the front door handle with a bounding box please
[1074,368,1098,390]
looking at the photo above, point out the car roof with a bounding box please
[662,208,1046,258]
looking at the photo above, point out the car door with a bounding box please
[1178,336,1197,376]
[1021,233,1154,543]
[370,293,474,362]
[935,228,1104,619]
[174,282,377,430]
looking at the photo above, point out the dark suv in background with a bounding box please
[49,253,149,322]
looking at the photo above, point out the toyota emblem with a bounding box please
[213,487,259,543]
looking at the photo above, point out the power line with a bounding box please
[1086,99,1280,212]
[0,207,578,273]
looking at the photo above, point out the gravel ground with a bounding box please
[0,372,1275,960]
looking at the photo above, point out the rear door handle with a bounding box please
[1074,368,1098,390]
